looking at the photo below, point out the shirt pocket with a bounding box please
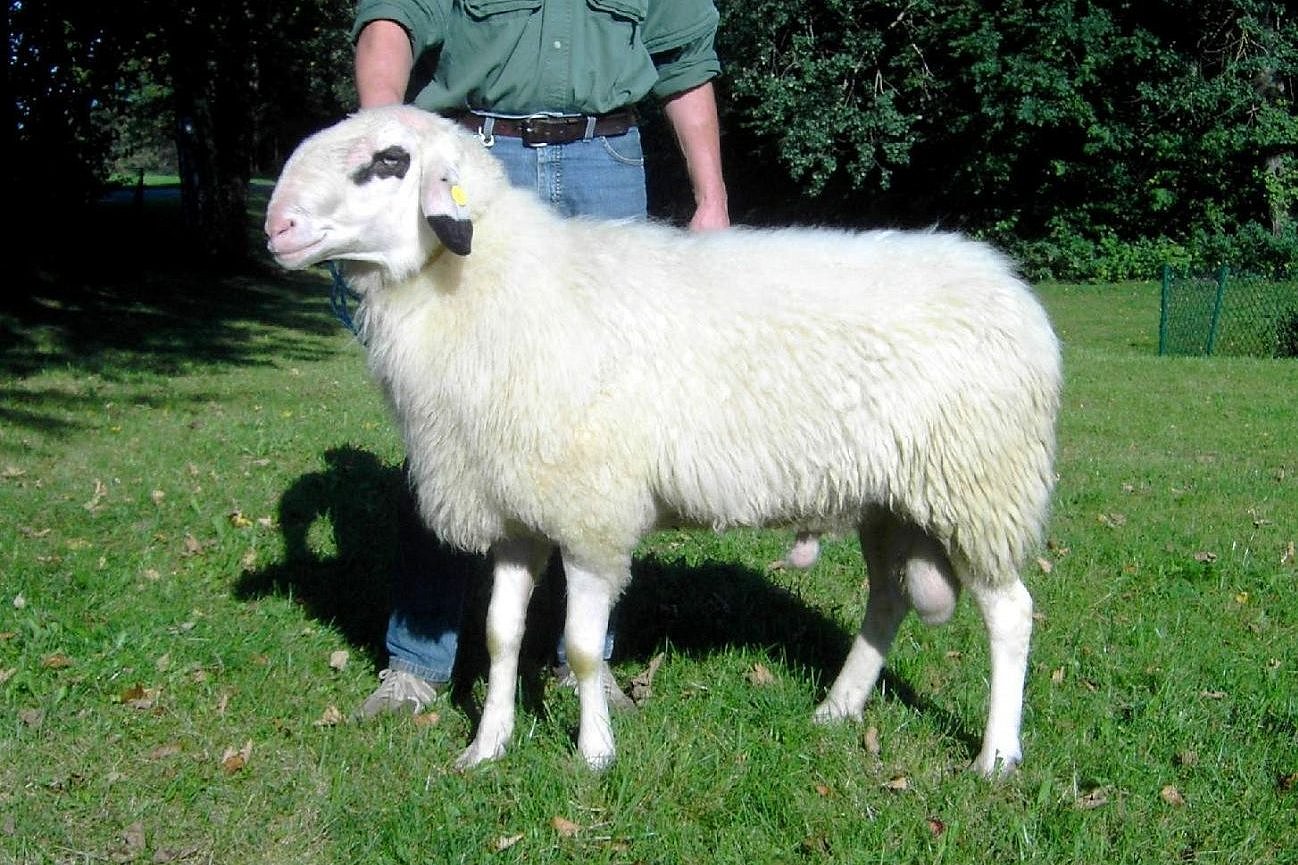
[462,0,541,19]
[585,0,647,23]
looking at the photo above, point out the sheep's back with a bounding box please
[371,204,1060,579]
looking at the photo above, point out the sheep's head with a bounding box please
[265,106,483,280]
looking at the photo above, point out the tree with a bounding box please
[8,2,134,233]
[9,0,355,269]
[716,0,1297,277]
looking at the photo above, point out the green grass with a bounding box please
[2,234,1296,864]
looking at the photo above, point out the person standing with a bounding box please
[351,0,730,718]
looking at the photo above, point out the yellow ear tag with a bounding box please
[450,185,468,207]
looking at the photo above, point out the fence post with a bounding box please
[1159,264,1172,355]
[1206,264,1228,355]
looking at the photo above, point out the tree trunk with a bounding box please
[170,1,255,266]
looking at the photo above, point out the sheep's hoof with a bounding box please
[969,749,1021,780]
[812,701,862,726]
[581,750,616,773]
[454,740,506,772]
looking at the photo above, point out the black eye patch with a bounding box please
[351,145,411,184]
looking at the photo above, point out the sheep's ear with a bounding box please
[422,165,473,256]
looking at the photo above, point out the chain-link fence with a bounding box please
[1159,266,1298,357]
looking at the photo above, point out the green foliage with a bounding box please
[1277,307,1298,357]
[1003,221,1298,284]
[717,0,1297,281]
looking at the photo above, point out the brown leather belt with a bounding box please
[454,108,637,146]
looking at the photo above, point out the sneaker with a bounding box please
[553,660,636,712]
[356,668,444,719]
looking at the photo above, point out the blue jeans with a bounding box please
[386,127,647,683]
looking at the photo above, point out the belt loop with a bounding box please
[583,116,597,141]
[478,115,496,148]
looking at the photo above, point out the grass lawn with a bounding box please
[2,208,1295,863]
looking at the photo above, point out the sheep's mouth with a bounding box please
[268,234,327,268]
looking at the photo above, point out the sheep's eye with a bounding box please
[351,145,411,184]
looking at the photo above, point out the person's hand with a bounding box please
[688,196,729,232]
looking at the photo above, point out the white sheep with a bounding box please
[265,105,1062,777]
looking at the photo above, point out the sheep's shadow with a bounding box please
[235,444,979,756]
[233,446,399,669]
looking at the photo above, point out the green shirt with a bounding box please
[352,0,721,116]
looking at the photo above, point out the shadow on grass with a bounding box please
[236,444,981,757]
[3,185,342,436]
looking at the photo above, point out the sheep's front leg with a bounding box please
[561,558,618,770]
[968,578,1033,777]
[455,538,551,771]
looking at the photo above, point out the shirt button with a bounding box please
[553,40,562,49]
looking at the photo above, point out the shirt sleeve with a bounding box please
[351,0,446,54]
[644,0,721,99]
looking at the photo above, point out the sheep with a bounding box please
[265,105,1062,777]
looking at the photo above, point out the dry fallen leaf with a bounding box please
[746,663,776,687]
[329,650,350,671]
[628,652,666,703]
[1194,550,1217,564]
[1076,788,1109,810]
[315,705,345,727]
[42,653,73,669]
[1051,667,1066,685]
[149,744,183,761]
[551,816,581,838]
[862,726,881,756]
[927,817,947,837]
[112,821,146,862]
[151,489,166,505]
[800,833,831,856]
[492,834,525,853]
[221,740,253,774]
[119,684,161,711]
[19,708,44,728]
[883,775,910,791]
[413,710,441,728]
[228,510,253,529]
[183,534,203,556]
[83,479,107,513]
[1036,556,1054,574]
[1282,541,1295,565]
[814,783,832,797]
[0,668,15,685]
[1160,785,1186,807]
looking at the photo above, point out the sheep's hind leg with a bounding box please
[455,537,551,771]
[815,520,908,723]
[561,556,619,770]
[967,578,1033,777]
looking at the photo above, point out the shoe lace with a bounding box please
[375,669,436,709]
